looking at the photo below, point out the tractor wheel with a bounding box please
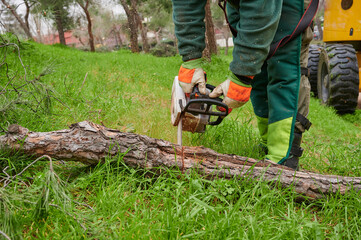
[317,44,360,114]
[307,44,321,97]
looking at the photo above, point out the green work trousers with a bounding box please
[242,1,303,163]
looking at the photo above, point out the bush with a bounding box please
[150,43,177,57]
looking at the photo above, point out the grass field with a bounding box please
[1,38,361,239]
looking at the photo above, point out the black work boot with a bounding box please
[281,132,303,170]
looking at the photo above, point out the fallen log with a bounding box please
[0,121,360,199]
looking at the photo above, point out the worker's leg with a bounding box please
[264,0,303,163]
[282,26,313,167]
[295,0,313,134]
[281,0,313,169]
[227,0,303,163]
[226,1,281,150]
[172,0,206,61]
[226,0,283,76]
[250,64,269,149]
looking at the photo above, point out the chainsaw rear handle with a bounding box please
[191,84,223,102]
[180,98,229,126]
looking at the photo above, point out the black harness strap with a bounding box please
[218,0,238,37]
[267,0,319,59]
[296,112,312,131]
[218,0,319,59]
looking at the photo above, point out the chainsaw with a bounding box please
[171,76,229,145]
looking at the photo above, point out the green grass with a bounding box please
[1,40,361,239]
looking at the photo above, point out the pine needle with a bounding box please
[32,156,71,220]
[0,188,19,239]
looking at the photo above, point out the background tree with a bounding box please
[91,7,127,48]
[315,0,325,40]
[139,0,173,45]
[76,0,95,51]
[136,9,149,53]
[119,0,139,52]
[0,0,34,39]
[31,12,43,42]
[211,1,230,55]
[203,0,217,59]
[37,0,74,45]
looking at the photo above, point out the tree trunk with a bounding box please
[155,28,161,44]
[1,0,33,40]
[221,25,230,56]
[204,0,217,58]
[120,0,139,53]
[138,17,149,53]
[1,121,361,200]
[24,0,31,31]
[34,14,42,43]
[315,0,324,40]
[78,0,95,52]
[315,17,323,40]
[225,36,229,55]
[133,1,149,53]
[111,25,123,47]
[54,5,66,45]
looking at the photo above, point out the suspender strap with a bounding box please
[296,112,312,131]
[218,0,319,59]
[218,0,238,37]
[267,0,319,59]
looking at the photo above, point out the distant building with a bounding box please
[42,31,84,47]
[42,29,127,50]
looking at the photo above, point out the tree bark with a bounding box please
[24,0,31,31]
[111,25,123,47]
[1,121,361,200]
[315,17,323,40]
[222,26,230,55]
[155,28,161,44]
[120,0,139,53]
[133,1,149,53]
[203,0,217,59]
[33,14,42,43]
[1,0,33,40]
[78,0,95,52]
[54,5,66,45]
[137,14,149,53]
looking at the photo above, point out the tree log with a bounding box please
[1,121,360,199]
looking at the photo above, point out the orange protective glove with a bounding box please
[178,58,206,95]
[209,73,253,109]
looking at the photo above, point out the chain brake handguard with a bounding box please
[180,84,229,126]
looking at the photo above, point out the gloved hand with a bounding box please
[178,58,206,95]
[209,73,252,109]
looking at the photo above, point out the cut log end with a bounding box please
[7,124,29,135]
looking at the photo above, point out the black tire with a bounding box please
[307,45,322,97]
[317,44,359,114]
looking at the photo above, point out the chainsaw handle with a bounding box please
[192,84,223,102]
[183,83,229,126]
[182,98,229,126]
[205,83,216,91]
[208,116,225,126]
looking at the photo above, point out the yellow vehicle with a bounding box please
[307,0,360,114]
